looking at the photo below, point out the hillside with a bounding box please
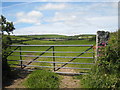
[10,34,96,45]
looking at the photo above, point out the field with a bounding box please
[8,34,96,74]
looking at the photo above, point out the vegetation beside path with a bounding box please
[81,31,120,89]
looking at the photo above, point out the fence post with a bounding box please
[53,46,55,71]
[20,46,22,69]
[96,31,110,62]
[95,33,98,63]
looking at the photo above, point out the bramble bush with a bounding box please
[81,31,120,89]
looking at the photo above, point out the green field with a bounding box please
[8,34,96,73]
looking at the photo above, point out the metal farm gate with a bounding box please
[7,45,95,75]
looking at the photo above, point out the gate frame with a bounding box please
[8,44,95,75]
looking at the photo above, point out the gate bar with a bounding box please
[55,46,93,71]
[8,60,94,64]
[9,64,91,70]
[10,45,93,47]
[22,46,53,69]
[6,46,20,57]
[12,51,94,53]
[10,68,88,75]
[11,55,93,59]
[55,72,87,75]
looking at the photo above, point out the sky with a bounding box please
[1,1,119,36]
[2,0,120,2]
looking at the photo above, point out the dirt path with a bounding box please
[57,68,81,88]
[5,68,81,88]
[4,69,30,88]
[5,78,26,88]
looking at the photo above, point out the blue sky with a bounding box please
[2,0,120,2]
[1,1,118,35]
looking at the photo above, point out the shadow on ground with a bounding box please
[3,68,31,88]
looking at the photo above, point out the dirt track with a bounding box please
[5,68,81,88]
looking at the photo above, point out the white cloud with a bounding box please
[46,12,77,22]
[44,2,118,28]
[71,2,118,17]
[86,16,118,29]
[13,22,97,36]
[15,10,43,24]
[13,15,117,36]
[45,11,93,28]
[12,2,118,35]
[37,3,67,10]
[111,2,118,8]
[45,10,118,31]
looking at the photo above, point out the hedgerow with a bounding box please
[81,31,120,89]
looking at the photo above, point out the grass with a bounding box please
[23,69,59,88]
[18,34,68,38]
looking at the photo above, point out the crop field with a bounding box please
[8,34,96,74]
